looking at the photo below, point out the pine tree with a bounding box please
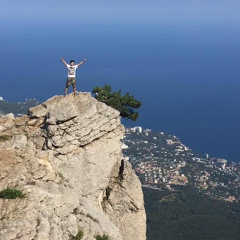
[93,85,142,121]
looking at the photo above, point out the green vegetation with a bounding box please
[72,230,84,240]
[144,186,240,240]
[95,234,109,240]
[0,188,24,199]
[0,135,12,142]
[93,85,142,121]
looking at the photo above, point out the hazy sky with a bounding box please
[1,0,240,53]
[1,1,240,82]
[1,1,240,26]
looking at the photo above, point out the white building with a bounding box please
[121,143,129,149]
[166,139,173,145]
[0,97,3,101]
[131,126,142,133]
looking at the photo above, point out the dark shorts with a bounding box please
[66,77,76,88]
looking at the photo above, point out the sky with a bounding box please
[1,0,240,81]
[1,1,240,60]
[1,1,240,25]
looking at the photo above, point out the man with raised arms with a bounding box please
[60,57,87,96]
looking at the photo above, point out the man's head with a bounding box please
[70,60,75,66]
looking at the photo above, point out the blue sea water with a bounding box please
[1,18,240,162]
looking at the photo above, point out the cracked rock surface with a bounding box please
[0,93,146,240]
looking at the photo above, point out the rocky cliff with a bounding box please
[0,93,146,240]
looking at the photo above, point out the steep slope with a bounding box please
[0,93,146,240]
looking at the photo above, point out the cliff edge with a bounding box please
[0,93,146,240]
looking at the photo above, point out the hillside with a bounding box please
[143,186,240,240]
[122,127,240,240]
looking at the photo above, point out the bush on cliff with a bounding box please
[0,188,24,199]
[95,234,109,240]
[72,230,84,240]
[0,135,12,142]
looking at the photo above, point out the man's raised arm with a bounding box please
[77,58,87,67]
[60,57,68,67]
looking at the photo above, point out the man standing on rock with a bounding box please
[60,57,87,96]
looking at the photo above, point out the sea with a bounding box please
[1,18,240,162]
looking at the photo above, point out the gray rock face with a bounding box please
[0,93,146,240]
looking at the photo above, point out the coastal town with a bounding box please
[122,127,240,202]
[0,97,39,117]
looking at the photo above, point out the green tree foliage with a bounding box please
[93,85,142,121]
[143,186,240,240]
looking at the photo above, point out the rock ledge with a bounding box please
[0,93,146,240]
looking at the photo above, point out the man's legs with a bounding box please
[64,87,68,97]
[64,78,78,96]
[72,79,78,96]
[73,87,78,95]
[64,78,71,96]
